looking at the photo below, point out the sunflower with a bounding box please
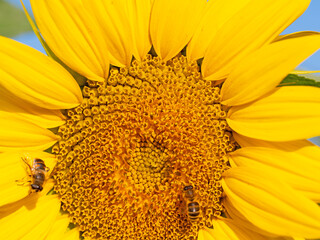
[1,0,320,239]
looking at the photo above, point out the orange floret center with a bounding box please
[52,54,237,239]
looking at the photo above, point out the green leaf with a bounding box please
[278,74,320,87]
[0,0,32,37]
[67,222,77,230]
[46,187,57,195]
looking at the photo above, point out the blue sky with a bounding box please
[281,0,320,70]
[7,0,320,71]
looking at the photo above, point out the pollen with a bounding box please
[52,54,237,239]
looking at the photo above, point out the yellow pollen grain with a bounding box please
[52,54,237,240]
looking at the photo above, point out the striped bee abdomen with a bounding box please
[33,158,46,171]
[187,201,200,221]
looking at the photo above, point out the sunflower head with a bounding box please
[1,0,320,239]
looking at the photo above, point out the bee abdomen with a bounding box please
[188,202,200,221]
[33,158,46,171]
[33,172,45,183]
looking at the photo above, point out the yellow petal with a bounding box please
[150,0,206,61]
[202,0,310,80]
[44,216,69,240]
[126,0,153,61]
[45,214,79,240]
[0,89,65,129]
[83,0,133,67]
[233,133,320,200]
[31,0,109,81]
[273,31,319,42]
[198,219,270,240]
[0,36,82,109]
[0,194,60,240]
[223,199,278,238]
[0,109,64,130]
[62,228,80,240]
[221,33,320,106]
[233,133,320,161]
[187,0,251,61]
[222,167,320,238]
[233,132,314,150]
[227,86,320,141]
[230,147,320,201]
[213,220,246,240]
[225,199,308,240]
[0,153,29,206]
[0,115,59,152]
[198,228,215,240]
[214,219,271,240]
[0,151,56,207]
[291,70,320,74]
[207,220,246,240]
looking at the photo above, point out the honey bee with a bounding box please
[20,156,50,192]
[183,185,201,222]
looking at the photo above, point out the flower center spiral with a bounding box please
[52,54,237,239]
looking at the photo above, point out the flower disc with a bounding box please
[52,55,237,239]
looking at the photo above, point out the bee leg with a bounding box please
[15,176,31,186]
[21,157,32,171]
[28,187,36,195]
[21,157,33,177]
